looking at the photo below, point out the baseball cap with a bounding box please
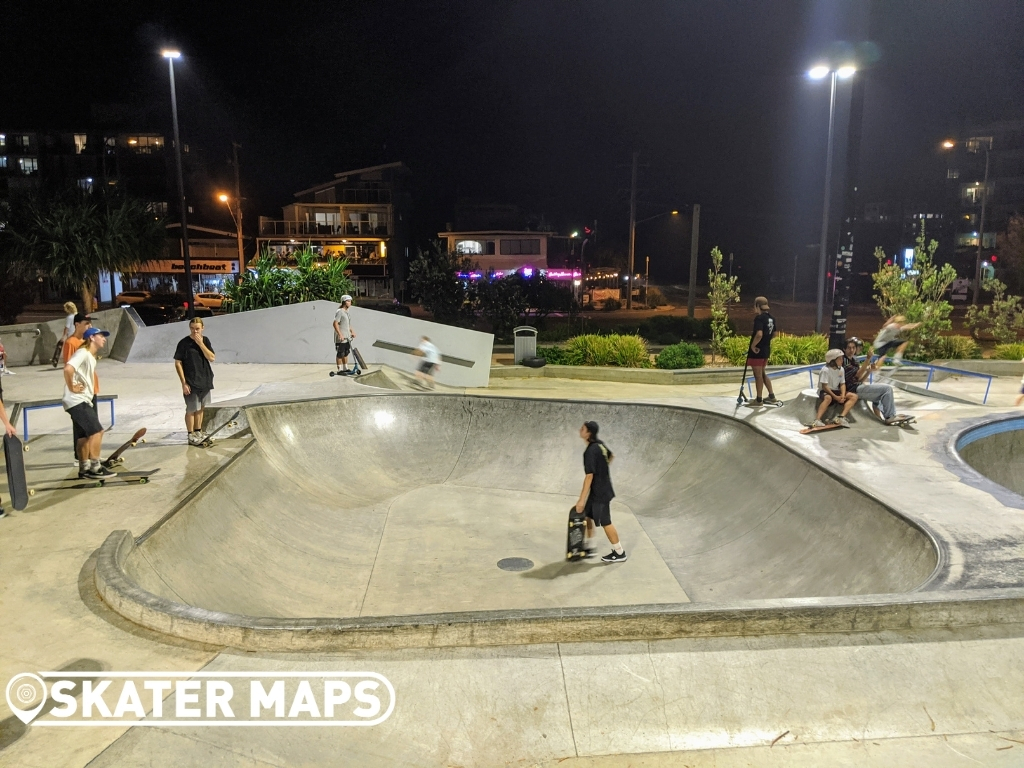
[73,313,92,324]
[340,295,353,303]
[83,328,110,340]
[825,349,843,363]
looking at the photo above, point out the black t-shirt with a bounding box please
[173,336,215,390]
[842,355,861,392]
[583,441,615,503]
[749,312,776,359]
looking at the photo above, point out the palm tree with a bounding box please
[6,189,165,310]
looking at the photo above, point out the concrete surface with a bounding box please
[124,301,495,387]
[955,415,1024,498]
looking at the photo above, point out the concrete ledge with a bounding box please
[933,359,1023,377]
[489,364,796,386]
[94,529,1023,652]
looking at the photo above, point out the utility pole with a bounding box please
[973,143,991,305]
[231,142,245,271]
[815,70,838,334]
[644,256,650,308]
[792,253,799,302]
[687,203,700,317]
[728,252,734,278]
[626,151,639,310]
[164,51,194,318]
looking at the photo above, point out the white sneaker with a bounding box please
[811,419,826,428]
[834,416,850,427]
[187,432,203,446]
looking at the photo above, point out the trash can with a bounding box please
[513,326,538,365]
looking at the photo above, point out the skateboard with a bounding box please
[743,400,784,409]
[3,433,29,511]
[566,505,588,561]
[50,340,64,367]
[28,468,160,494]
[885,414,916,428]
[196,410,241,447]
[102,428,146,468]
[800,422,849,435]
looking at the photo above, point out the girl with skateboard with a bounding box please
[575,421,626,563]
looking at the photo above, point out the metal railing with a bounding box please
[258,216,391,238]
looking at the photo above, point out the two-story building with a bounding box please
[256,162,412,299]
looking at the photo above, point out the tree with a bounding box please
[966,278,1024,344]
[223,245,354,311]
[872,222,957,359]
[478,273,528,339]
[6,189,164,310]
[707,246,740,361]
[407,242,478,326]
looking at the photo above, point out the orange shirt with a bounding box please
[63,337,99,394]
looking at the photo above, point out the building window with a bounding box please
[74,134,88,154]
[14,135,31,149]
[957,233,978,247]
[187,205,194,214]
[947,168,959,179]
[126,136,164,154]
[961,185,987,205]
[966,136,993,154]
[314,212,341,230]
[456,240,483,254]
[0,134,5,150]
[146,201,168,215]
[499,238,541,256]
[18,157,38,175]
[0,156,6,168]
[983,232,997,248]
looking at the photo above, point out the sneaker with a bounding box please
[187,432,203,446]
[765,395,779,404]
[198,430,210,442]
[0,507,7,519]
[834,416,850,427]
[85,465,115,480]
[754,398,763,406]
[811,419,826,428]
[601,549,628,563]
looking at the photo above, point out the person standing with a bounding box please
[63,328,113,479]
[53,301,78,367]
[576,421,626,563]
[0,400,15,518]
[63,314,92,363]
[747,296,778,405]
[413,336,441,389]
[173,318,216,446]
[332,295,356,375]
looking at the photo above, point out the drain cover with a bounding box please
[497,557,534,572]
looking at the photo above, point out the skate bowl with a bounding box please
[95,394,947,651]
[953,416,1024,500]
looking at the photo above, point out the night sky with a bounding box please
[4,0,1024,290]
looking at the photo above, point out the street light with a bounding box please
[627,209,679,310]
[162,48,194,318]
[808,62,856,333]
[942,137,992,304]
[217,192,245,269]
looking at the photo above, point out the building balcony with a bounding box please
[258,216,391,238]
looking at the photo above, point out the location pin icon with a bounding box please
[6,673,47,724]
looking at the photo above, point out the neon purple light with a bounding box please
[544,269,582,280]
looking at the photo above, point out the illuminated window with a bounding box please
[455,240,483,254]
[14,135,31,149]
[957,233,978,247]
[18,157,37,174]
[947,168,959,179]
[126,136,164,154]
[74,134,88,154]
[0,156,6,168]
[0,134,5,149]
[146,201,168,214]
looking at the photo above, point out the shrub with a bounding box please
[708,246,741,360]
[611,334,653,368]
[966,278,1024,344]
[994,342,1024,360]
[723,334,827,366]
[927,335,982,360]
[645,287,666,307]
[656,342,705,369]
[724,336,749,366]
[536,346,580,365]
[542,334,652,367]
[601,298,622,312]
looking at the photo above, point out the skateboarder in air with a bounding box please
[413,336,441,389]
[63,328,114,479]
[576,421,626,563]
[0,400,14,518]
[174,318,216,446]
[748,297,778,405]
[811,349,858,427]
[870,315,920,370]
[333,295,356,375]
[843,338,902,424]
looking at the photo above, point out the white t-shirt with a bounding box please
[418,340,441,365]
[63,347,97,410]
[64,314,76,337]
[333,308,351,342]
[873,323,903,347]
[817,364,845,393]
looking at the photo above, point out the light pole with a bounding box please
[162,49,194,318]
[631,209,678,310]
[809,63,856,333]
[218,193,244,270]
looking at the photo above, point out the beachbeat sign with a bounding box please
[135,260,240,275]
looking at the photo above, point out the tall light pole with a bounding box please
[162,49,194,318]
[809,63,856,333]
[626,150,639,309]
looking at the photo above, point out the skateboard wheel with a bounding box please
[23,445,29,452]
[28,489,35,496]
[141,478,149,484]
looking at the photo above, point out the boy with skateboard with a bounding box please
[332,295,356,375]
[575,421,626,563]
[810,349,858,428]
[747,296,779,406]
[63,328,114,479]
[174,318,216,446]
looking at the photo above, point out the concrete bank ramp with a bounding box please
[955,416,1024,498]
[115,396,936,631]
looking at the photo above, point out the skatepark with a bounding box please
[3,303,1024,766]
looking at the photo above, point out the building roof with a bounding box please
[293,162,410,198]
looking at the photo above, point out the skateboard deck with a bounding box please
[197,410,241,447]
[103,428,147,468]
[50,340,64,367]
[885,415,916,428]
[566,505,588,561]
[3,433,29,511]
[30,468,160,493]
[800,422,849,435]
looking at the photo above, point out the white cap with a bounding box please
[341,295,353,303]
[825,349,844,363]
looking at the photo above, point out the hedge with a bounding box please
[656,342,705,369]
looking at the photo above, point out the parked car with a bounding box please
[114,290,151,306]
[132,293,213,325]
[194,292,229,310]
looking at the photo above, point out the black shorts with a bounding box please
[68,401,103,438]
[418,361,438,376]
[585,499,612,527]
[72,397,99,443]
[335,340,351,358]
[873,339,904,357]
